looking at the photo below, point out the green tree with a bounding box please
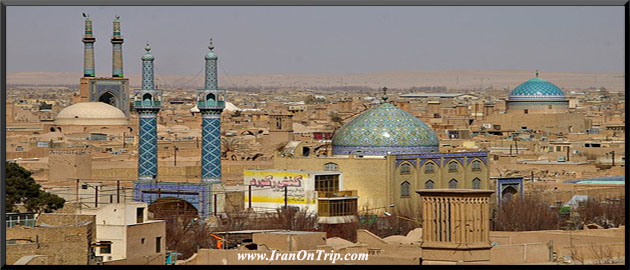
[5,162,65,213]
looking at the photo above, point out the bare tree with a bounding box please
[494,194,562,231]
[574,197,625,229]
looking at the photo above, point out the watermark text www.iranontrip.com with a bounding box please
[237,250,368,264]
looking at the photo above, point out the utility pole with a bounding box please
[122,132,126,148]
[173,145,178,166]
[94,185,98,208]
[611,151,615,166]
[75,179,80,224]
[284,186,288,209]
[248,185,252,210]
[566,146,570,162]
[213,194,218,216]
[116,180,120,203]
[76,179,80,205]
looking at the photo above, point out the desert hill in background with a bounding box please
[7,70,624,91]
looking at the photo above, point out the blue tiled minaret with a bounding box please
[198,39,225,183]
[111,16,124,77]
[81,13,95,77]
[135,44,161,182]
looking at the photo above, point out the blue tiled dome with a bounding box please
[509,77,565,101]
[332,103,439,156]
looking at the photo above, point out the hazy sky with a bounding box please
[6,6,624,75]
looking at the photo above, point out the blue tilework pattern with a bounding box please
[133,181,215,218]
[509,77,565,101]
[332,103,439,155]
[201,115,221,182]
[141,47,154,90]
[138,114,158,180]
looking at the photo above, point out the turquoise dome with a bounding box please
[509,77,565,101]
[332,102,439,155]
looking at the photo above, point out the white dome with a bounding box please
[54,102,128,125]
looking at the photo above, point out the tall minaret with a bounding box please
[111,15,124,77]
[82,13,95,77]
[198,39,225,183]
[135,44,161,182]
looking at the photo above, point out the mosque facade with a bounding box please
[132,40,226,219]
[74,14,130,116]
[273,89,490,214]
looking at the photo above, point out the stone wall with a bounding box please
[124,221,166,265]
[6,214,96,265]
[48,150,92,182]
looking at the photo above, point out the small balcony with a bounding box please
[317,191,358,224]
[134,100,161,109]
[197,100,225,110]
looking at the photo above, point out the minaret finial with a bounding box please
[536,69,539,78]
[382,87,389,102]
[209,38,214,51]
[145,43,151,52]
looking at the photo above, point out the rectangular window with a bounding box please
[100,244,112,254]
[136,207,144,223]
[156,237,162,253]
[315,174,339,196]
[141,238,145,244]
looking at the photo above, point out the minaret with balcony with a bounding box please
[82,13,96,77]
[111,15,124,77]
[197,39,226,183]
[134,44,161,182]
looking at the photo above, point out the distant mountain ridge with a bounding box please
[6,70,624,91]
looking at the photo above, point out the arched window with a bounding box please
[206,93,215,102]
[425,180,434,189]
[400,163,412,175]
[472,178,481,189]
[324,162,338,171]
[448,179,458,189]
[448,161,459,172]
[400,181,411,197]
[142,93,152,101]
[472,160,482,171]
[424,162,435,173]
